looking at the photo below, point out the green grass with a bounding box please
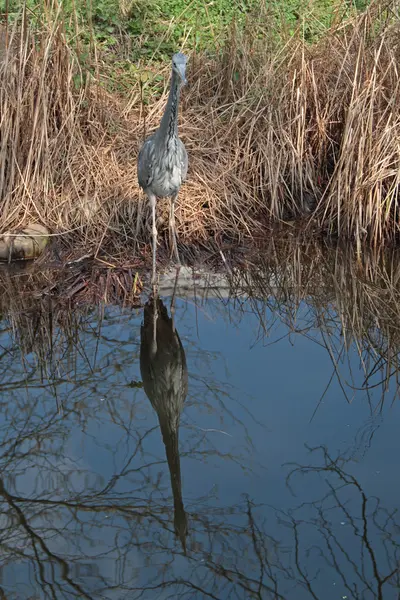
[0,0,372,100]
[0,0,372,99]
[1,0,371,67]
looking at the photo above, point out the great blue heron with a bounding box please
[140,292,189,553]
[137,53,188,285]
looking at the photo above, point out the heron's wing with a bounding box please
[158,360,186,401]
[141,298,188,411]
[137,136,155,190]
[178,139,188,183]
[140,327,188,408]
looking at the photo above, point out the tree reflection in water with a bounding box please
[0,288,264,598]
[0,244,397,598]
[282,441,400,599]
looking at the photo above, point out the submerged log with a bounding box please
[0,224,49,261]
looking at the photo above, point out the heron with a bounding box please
[140,290,189,553]
[137,53,188,285]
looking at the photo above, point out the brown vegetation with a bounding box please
[0,0,399,262]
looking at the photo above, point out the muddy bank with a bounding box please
[0,236,398,317]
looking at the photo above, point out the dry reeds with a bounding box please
[191,0,400,244]
[0,5,131,254]
[0,0,399,258]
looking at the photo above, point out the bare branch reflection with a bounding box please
[280,438,400,599]
[0,280,266,598]
[0,242,396,597]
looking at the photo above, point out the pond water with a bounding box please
[0,251,399,600]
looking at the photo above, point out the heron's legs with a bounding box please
[169,193,180,265]
[149,192,157,288]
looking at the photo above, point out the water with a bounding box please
[0,251,399,599]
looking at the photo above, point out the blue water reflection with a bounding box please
[0,275,398,599]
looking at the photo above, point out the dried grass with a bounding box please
[0,0,399,259]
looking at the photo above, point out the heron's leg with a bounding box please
[135,195,144,252]
[149,193,157,288]
[169,193,180,265]
[151,292,158,356]
[170,263,180,333]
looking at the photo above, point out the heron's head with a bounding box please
[172,52,188,86]
[174,510,188,555]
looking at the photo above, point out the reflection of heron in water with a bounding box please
[140,290,189,553]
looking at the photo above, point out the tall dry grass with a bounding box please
[0,0,399,259]
[194,0,400,245]
[0,6,130,256]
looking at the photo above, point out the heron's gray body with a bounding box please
[137,53,188,281]
[140,296,188,552]
[140,296,188,420]
[138,135,188,199]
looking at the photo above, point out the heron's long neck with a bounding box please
[161,426,184,508]
[156,71,181,147]
[159,415,187,552]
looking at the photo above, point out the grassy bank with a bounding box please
[0,0,398,262]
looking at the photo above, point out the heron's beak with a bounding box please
[178,66,187,86]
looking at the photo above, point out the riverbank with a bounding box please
[0,0,398,261]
